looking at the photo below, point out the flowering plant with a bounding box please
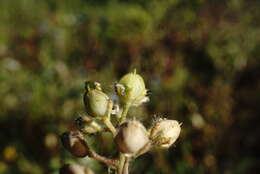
[60,70,181,174]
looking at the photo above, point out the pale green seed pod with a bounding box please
[150,119,181,148]
[115,120,149,155]
[115,70,149,106]
[59,164,94,174]
[60,131,90,158]
[84,81,109,117]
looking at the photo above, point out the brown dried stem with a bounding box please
[89,150,118,168]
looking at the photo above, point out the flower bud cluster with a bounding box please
[60,70,182,174]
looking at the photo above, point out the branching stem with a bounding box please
[89,151,118,167]
[103,99,117,136]
[104,118,116,136]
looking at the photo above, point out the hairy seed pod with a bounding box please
[150,119,181,148]
[115,70,148,106]
[115,120,149,155]
[60,131,90,158]
[59,164,94,174]
[83,82,109,117]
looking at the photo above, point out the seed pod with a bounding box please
[115,70,148,106]
[84,81,109,117]
[150,119,181,148]
[60,131,90,158]
[115,120,149,155]
[59,164,94,174]
[75,116,103,134]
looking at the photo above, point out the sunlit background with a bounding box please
[0,0,260,173]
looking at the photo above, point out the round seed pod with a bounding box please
[115,120,149,155]
[60,131,90,158]
[150,119,181,148]
[115,70,148,106]
[59,164,94,174]
[84,88,109,118]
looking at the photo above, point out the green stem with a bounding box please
[118,153,126,174]
[122,156,130,174]
[119,103,131,124]
[104,118,116,136]
[117,102,131,174]
[103,99,117,136]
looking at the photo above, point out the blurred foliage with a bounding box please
[0,0,260,174]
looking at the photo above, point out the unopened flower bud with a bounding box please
[75,116,103,134]
[60,164,94,174]
[115,120,149,155]
[60,131,90,157]
[85,81,102,92]
[115,70,149,106]
[150,119,181,148]
[84,81,109,117]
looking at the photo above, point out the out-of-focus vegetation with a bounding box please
[0,0,260,173]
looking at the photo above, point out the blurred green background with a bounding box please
[0,0,260,173]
